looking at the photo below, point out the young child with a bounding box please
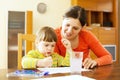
[22,26,70,69]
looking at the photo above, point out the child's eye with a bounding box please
[52,45,55,47]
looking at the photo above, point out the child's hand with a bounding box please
[61,38,71,49]
[37,57,53,67]
[43,57,53,67]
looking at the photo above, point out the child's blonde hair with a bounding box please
[35,26,57,44]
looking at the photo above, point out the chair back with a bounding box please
[17,33,36,70]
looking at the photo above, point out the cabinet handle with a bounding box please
[86,27,93,30]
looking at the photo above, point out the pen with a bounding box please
[36,71,49,76]
[15,70,49,77]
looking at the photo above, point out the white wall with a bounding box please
[0,0,70,69]
[33,0,71,33]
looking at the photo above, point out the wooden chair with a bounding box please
[17,33,36,70]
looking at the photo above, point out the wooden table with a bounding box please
[1,63,120,80]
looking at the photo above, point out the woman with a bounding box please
[54,6,113,69]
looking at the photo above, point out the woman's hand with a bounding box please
[37,56,53,67]
[61,38,71,49]
[83,58,97,69]
[61,38,73,54]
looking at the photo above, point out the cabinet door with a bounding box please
[89,50,97,59]
[77,0,97,11]
[97,0,113,12]
[84,26,99,38]
[99,27,115,44]
[71,0,97,11]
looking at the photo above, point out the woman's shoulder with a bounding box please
[54,27,62,40]
[80,28,99,43]
[80,28,95,37]
[55,27,61,34]
[81,28,92,33]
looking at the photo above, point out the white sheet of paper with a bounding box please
[31,75,95,80]
[37,67,90,74]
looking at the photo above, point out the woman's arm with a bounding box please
[83,30,113,68]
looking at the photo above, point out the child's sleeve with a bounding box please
[61,52,70,66]
[21,50,39,69]
[57,52,70,67]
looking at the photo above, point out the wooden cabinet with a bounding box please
[71,0,118,62]
[71,0,116,27]
[84,27,115,44]
[99,27,115,44]
[118,0,120,63]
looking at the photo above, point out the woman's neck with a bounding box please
[69,36,79,49]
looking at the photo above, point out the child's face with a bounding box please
[37,41,56,57]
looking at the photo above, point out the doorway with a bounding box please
[8,11,25,69]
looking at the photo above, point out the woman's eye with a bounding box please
[73,27,79,30]
[66,24,70,27]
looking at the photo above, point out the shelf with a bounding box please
[85,11,113,27]
[103,12,113,27]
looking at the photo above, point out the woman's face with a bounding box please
[37,41,56,57]
[61,18,82,40]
